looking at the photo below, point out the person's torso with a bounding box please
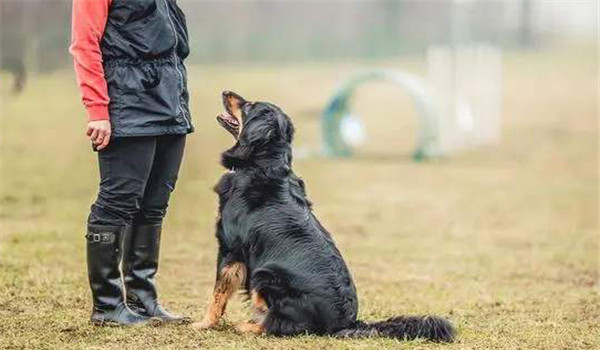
[101,0,194,137]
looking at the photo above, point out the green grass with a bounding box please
[1,47,598,349]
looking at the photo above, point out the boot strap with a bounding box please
[85,232,116,244]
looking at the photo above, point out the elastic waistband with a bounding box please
[104,56,178,68]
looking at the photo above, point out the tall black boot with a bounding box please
[86,224,152,326]
[123,223,190,324]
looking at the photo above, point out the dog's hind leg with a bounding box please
[192,262,246,330]
[251,270,319,335]
[235,290,268,335]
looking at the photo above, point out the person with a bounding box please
[70,0,193,326]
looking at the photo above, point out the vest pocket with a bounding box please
[107,65,182,133]
[108,64,162,93]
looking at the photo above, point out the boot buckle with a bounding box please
[86,233,102,243]
[86,232,114,243]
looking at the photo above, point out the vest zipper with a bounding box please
[162,0,190,130]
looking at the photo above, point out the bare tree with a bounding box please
[519,0,534,47]
[1,1,27,93]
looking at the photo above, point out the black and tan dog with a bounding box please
[192,91,455,342]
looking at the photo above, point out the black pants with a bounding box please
[88,135,186,226]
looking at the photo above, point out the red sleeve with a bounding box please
[69,0,113,122]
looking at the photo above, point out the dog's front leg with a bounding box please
[192,261,247,330]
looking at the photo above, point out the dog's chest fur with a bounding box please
[214,170,282,243]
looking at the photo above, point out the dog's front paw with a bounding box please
[235,321,265,335]
[191,318,218,330]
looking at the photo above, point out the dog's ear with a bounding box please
[242,119,278,146]
[221,119,277,169]
[272,112,294,143]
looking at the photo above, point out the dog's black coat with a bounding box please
[213,97,455,341]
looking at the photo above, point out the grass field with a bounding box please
[1,46,598,350]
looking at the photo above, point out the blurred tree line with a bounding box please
[0,0,550,92]
[1,0,71,92]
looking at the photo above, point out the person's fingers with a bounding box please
[86,126,93,136]
[96,129,108,146]
[89,128,100,142]
[97,131,111,150]
[96,129,108,145]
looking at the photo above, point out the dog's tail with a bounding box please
[335,315,455,342]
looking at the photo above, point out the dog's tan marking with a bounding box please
[192,262,247,330]
[226,95,243,120]
[235,321,265,334]
[251,290,268,314]
[224,94,247,137]
[235,289,268,334]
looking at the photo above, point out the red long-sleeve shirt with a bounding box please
[69,0,113,121]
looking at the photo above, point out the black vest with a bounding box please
[101,0,193,137]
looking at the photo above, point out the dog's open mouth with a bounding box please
[216,111,239,138]
[217,91,246,139]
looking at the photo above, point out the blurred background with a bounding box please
[1,0,598,156]
[1,1,598,68]
[1,1,598,349]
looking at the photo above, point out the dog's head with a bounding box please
[217,91,294,170]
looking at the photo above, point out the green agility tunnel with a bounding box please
[321,70,443,161]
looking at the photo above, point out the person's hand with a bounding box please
[86,120,111,151]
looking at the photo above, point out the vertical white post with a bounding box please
[427,44,502,154]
